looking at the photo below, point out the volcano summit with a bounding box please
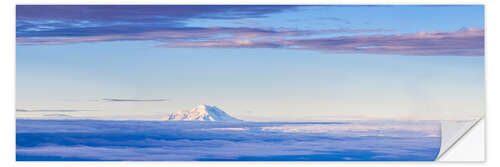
[165,105,242,122]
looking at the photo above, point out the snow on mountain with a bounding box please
[165,105,242,122]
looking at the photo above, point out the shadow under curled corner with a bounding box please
[437,116,484,161]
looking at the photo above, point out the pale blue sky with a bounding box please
[16,5,484,121]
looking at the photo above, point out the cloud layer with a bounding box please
[17,119,441,161]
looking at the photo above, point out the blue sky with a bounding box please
[16,5,484,121]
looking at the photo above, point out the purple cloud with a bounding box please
[17,26,391,46]
[17,5,296,21]
[162,40,283,48]
[16,5,483,56]
[16,5,296,38]
[284,28,484,56]
[163,28,484,56]
[42,114,72,117]
[16,5,391,47]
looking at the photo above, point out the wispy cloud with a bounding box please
[42,114,72,117]
[102,98,167,102]
[163,28,484,56]
[282,28,484,56]
[16,5,392,47]
[16,5,295,22]
[16,109,90,112]
[16,26,392,46]
[162,39,283,48]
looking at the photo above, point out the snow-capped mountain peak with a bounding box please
[165,105,242,122]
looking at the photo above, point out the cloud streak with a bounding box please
[42,114,72,117]
[163,28,484,56]
[102,98,167,102]
[16,26,392,46]
[283,28,484,56]
[16,109,89,112]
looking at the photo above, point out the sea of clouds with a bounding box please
[16,119,441,161]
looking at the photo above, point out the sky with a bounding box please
[16,5,485,121]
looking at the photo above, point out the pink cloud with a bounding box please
[17,26,483,56]
[17,27,391,46]
[161,28,483,56]
[283,28,484,56]
[162,40,282,48]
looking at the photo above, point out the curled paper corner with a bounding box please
[437,116,484,160]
